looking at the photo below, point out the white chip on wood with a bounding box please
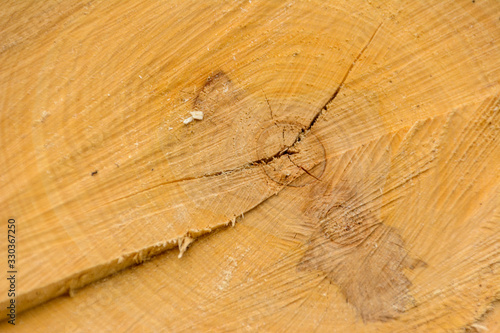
[190,111,204,120]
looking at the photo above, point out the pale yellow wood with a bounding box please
[0,0,499,331]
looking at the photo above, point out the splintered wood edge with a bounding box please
[6,220,243,317]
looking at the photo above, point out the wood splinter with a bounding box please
[183,111,204,124]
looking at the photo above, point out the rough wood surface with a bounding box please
[0,0,499,331]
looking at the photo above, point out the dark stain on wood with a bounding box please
[298,185,426,322]
[192,71,238,122]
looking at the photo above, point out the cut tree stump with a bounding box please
[0,0,499,332]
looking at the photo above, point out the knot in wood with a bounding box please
[256,122,326,187]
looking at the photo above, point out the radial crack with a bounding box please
[306,22,382,132]
[251,22,383,174]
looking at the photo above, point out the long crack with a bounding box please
[305,22,382,133]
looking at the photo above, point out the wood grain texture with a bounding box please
[0,0,499,331]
